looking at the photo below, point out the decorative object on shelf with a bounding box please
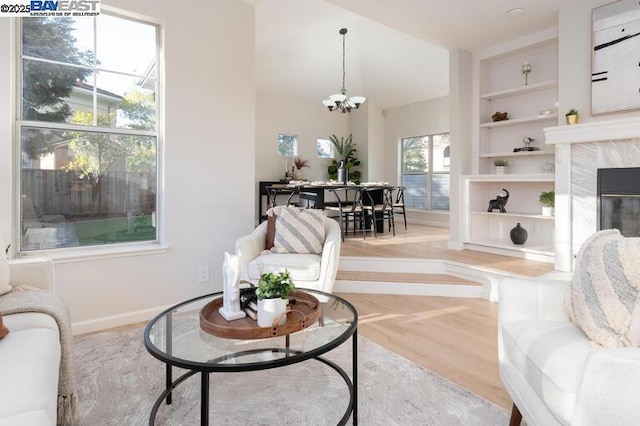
[521,61,532,86]
[218,252,247,321]
[491,111,509,122]
[328,134,361,184]
[256,270,295,328]
[494,158,509,174]
[510,223,528,245]
[514,136,539,152]
[565,108,579,125]
[538,108,557,117]
[293,157,309,180]
[322,28,366,113]
[540,162,555,174]
[539,190,555,216]
[487,188,510,213]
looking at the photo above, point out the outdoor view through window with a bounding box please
[19,15,159,251]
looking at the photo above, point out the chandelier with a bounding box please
[322,28,366,113]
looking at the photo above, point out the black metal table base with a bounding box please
[149,334,358,426]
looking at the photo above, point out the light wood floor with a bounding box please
[335,223,552,410]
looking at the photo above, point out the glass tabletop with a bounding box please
[144,289,358,372]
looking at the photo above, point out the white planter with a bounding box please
[257,298,288,328]
[541,206,554,217]
[495,166,506,174]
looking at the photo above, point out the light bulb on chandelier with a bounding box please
[322,28,366,113]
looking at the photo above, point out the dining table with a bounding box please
[259,180,394,233]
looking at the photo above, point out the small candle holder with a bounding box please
[521,61,532,86]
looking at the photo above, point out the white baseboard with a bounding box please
[72,305,171,335]
[71,297,215,335]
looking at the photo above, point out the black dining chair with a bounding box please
[326,187,365,241]
[289,191,319,209]
[390,186,407,230]
[361,187,395,238]
[266,186,297,209]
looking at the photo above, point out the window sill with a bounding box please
[17,242,170,264]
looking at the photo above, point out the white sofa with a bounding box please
[0,258,61,426]
[498,277,640,426]
[235,212,341,293]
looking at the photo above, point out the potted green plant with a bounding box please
[539,190,555,216]
[256,270,295,327]
[565,108,579,125]
[327,134,361,184]
[493,158,509,174]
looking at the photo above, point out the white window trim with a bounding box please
[14,11,164,257]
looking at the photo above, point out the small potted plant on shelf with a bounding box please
[539,191,555,217]
[493,158,509,174]
[256,270,295,327]
[565,108,579,125]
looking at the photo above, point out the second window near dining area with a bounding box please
[400,133,450,211]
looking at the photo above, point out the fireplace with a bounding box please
[598,167,640,237]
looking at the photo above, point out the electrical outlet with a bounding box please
[198,266,209,283]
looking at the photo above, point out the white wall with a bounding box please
[255,95,349,187]
[0,0,257,333]
[365,102,386,182]
[382,96,450,227]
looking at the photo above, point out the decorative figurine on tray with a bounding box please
[218,252,246,321]
[487,188,510,213]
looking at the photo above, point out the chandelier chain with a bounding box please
[341,30,346,94]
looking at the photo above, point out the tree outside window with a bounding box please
[19,15,159,252]
[400,133,450,211]
[277,134,298,157]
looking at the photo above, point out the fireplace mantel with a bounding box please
[545,116,640,272]
[545,117,640,145]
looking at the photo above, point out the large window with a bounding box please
[18,15,159,251]
[400,134,450,211]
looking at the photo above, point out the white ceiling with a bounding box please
[248,0,578,110]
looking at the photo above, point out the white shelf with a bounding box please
[471,211,555,220]
[465,174,555,183]
[463,239,555,256]
[480,80,558,100]
[479,151,553,158]
[480,114,557,128]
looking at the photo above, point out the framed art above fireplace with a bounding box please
[591,0,640,115]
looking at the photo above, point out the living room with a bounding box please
[2,0,640,424]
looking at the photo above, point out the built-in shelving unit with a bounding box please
[463,35,558,262]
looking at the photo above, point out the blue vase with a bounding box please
[510,223,528,245]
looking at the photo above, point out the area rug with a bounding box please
[73,324,509,425]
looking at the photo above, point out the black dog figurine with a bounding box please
[487,188,509,213]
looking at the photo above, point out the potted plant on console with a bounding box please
[539,191,555,217]
[256,270,295,328]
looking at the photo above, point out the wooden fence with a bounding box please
[22,169,156,217]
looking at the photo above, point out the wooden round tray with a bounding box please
[199,290,322,340]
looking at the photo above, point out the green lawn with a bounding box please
[74,215,156,245]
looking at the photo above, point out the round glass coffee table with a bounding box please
[143,289,358,425]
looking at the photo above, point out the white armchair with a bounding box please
[498,277,640,426]
[235,212,341,293]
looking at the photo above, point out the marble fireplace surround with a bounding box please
[545,117,640,272]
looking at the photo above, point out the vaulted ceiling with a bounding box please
[246,0,578,109]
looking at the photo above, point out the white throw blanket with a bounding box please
[0,288,77,425]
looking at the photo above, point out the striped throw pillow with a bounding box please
[272,208,325,255]
[566,229,640,347]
